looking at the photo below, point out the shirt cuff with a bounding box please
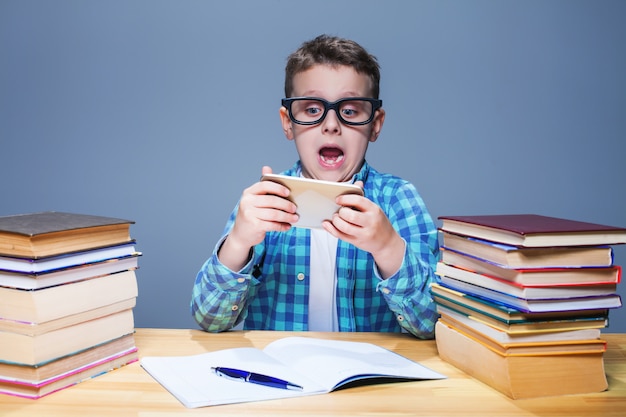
[214,234,255,275]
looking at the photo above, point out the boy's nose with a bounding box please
[322,109,341,133]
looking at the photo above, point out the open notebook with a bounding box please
[140,336,445,408]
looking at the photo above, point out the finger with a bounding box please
[322,219,341,237]
[336,193,368,211]
[255,207,299,225]
[336,206,363,227]
[323,216,350,238]
[240,191,296,217]
[253,178,292,199]
[331,211,361,236]
[256,194,297,214]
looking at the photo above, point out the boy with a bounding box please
[191,35,439,339]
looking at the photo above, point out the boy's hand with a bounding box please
[218,166,298,271]
[322,181,405,279]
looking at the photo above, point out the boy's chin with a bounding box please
[303,169,356,183]
[301,159,361,182]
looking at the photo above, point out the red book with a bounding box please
[438,214,626,247]
[436,262,618,299]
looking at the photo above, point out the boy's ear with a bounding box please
[279,107,295,140]
[369,108,385,142]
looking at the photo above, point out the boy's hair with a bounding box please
[284,34,381,99]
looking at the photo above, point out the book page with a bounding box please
[263,337,445,391]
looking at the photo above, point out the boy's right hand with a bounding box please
[218,166,298,271]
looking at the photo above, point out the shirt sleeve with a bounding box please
[190,206,262,332]
[374,181,440,339]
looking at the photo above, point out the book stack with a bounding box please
[0,211,141,399]
[432,214,626,399]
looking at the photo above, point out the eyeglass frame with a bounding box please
[281,97,383,126]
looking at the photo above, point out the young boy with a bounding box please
[191,35,439,339]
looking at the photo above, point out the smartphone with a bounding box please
[261,174,363,229]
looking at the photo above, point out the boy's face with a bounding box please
[280,64,385,183]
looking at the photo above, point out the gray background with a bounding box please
[2,1,625,332]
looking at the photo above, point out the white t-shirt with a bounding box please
[308,228,339,331]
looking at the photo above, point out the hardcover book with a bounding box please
[0,270,138,323]
[439,248,621,286]
[438,214,626,247]
[438,316,606,356]
[0,212,134,258]
[0,347,138,399]
[0,242,138,274]
[440,231,614,268]
[436,262,618,299]
[0,309,135,365]
[437,277,623,313]
[436,305,602,344]
[0,334,136,384]
[0,255,140,290]
[430,283,609,324]
[0,298,136,336]
[431,289,608,334]
[434,321,608,399]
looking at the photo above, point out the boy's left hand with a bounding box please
[322,181,405,279]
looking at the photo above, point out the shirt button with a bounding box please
[231,305,239,311]
[297,273,305,281]
[381,288,391,295]
[237,277,245,284]
[397,315,404,322]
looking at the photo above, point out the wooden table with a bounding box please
[1,329,625,416]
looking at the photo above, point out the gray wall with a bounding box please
[2,1,625,332]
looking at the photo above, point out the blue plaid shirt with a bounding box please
[191,161,440,339]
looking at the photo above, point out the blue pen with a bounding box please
[211,367,304,391]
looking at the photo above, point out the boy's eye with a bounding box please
[305,106,322,115]
[297,100,324,117]
[340,101,367,118]
[341,108,357,118]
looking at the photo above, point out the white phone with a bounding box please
[261,174,363,229]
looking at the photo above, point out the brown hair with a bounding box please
[284,34,381,99]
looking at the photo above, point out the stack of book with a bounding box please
[0,211,141,399]
[432,214,626,399]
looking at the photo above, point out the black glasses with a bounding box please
[281,97,382,126]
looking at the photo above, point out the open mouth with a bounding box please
[319,146,344,166]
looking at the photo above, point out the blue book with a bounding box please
[436,277,622,313]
